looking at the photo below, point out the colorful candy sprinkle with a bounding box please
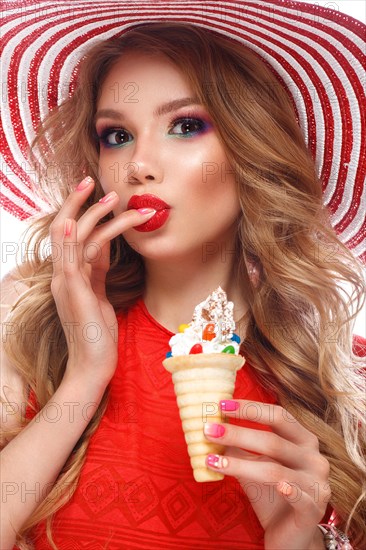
[202,323,216,341]
[231,334,240,343]
[189,343,203,354]
[178,323,190,333]
[221,345,235,354]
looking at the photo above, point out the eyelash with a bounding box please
[97,115,210,148]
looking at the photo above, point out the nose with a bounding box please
[126,137,163,185]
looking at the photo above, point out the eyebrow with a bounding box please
[154,97,200,117]
[95,97,201,123]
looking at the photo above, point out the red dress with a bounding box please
[19,300,300,549]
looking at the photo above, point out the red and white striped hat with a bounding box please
[1,0,365,260]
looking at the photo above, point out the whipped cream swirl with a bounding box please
[168,287,241,356]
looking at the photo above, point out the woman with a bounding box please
[1,20,365,550]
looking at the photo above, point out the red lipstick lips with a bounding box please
[127,194,171,232]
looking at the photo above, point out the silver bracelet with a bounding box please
[318,524,353,550]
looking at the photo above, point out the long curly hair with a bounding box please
[2,22,365,549]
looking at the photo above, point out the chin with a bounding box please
[124,233,201,263]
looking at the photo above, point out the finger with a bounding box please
[205,451,295,487]
[204,421,310,469]
[61,218,85,287]
[54,189,120,268]
[50,176,95,276]
[66,189,120,246]
[58,191,155,264]
[61,219,104,325]
[69,191,120,267]
[276,481,328,528]
[205,450,330,517]
[57,176,96,221]
[220,399,319,448]
[84,208,156,259]
[89,240,111,296]
[223,444,263,461]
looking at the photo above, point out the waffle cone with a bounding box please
[163,353,244,482]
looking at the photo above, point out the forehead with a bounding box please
[98,51,193,107]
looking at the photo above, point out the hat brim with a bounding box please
[1,0,365,261]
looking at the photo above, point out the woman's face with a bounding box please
[96,51,241,263]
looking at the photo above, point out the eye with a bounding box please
[98,128,132,147]
[169,117,208,137]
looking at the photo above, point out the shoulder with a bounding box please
[1,265,33,444]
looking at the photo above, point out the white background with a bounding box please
[1,0,365,335]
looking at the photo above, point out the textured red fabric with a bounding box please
[18,300,365,549]
[23,299,279,549]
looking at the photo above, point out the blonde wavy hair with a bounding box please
[2,22,365,549]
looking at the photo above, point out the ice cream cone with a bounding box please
[163,353,244,482]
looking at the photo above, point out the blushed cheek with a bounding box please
[171,144,218,185]
[202,170,236,201]
[198,147,234,189]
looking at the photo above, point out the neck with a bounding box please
[142,251,248,334]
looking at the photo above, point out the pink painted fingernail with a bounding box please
[64,218,72,237]
[137,207,156,215]
[278,481,293,496]
[99,191,117,204]
[204,423,225,437]
[206,454,228,468]
[76,176,93,191]
[220,400,239,411]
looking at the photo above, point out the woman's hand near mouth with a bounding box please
[49,177,156,389]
